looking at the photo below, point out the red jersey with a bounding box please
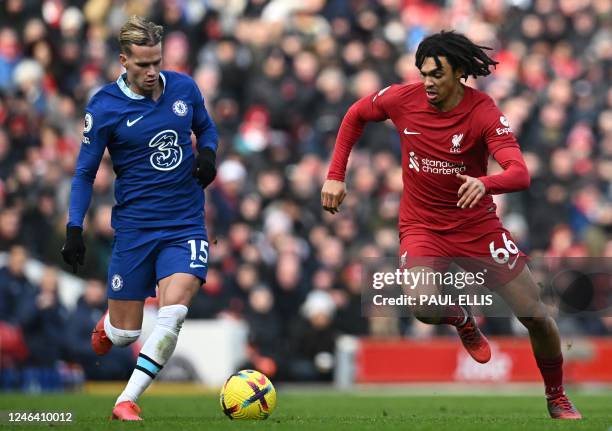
[327,82,528,233]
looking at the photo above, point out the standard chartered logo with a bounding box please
[408,151,466,175]
[409,151,420,172]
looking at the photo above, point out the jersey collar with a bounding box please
[116,72,166,100]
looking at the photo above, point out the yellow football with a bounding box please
[220,369,277,420]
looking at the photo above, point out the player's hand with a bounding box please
[321,179,347,214]
[61,226,86,274]
[456,174,486,209]
[192,148,217,189]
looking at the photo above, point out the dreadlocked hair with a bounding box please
[415,31,498,80]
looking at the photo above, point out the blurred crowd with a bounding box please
[0,0,611,386]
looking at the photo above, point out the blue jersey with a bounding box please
[68,71,218,229]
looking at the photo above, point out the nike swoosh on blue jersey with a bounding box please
[126,116,144,127]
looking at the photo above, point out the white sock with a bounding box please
[103,313,141,346]
[115,304,188,405]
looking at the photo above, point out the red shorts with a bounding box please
[399,217,527,288]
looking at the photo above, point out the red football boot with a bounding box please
[112,401,143,421]
[91,310,112,356]
[456,316,491,364]
[547,394,582,419]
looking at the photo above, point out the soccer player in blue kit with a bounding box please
[60,16,218,421]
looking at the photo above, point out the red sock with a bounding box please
[441,305,467,326]
[536,354,564,398]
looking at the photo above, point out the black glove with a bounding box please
[61,226,86,274]
[192,148,217,188]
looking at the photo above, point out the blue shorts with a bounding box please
[107,225,209,300]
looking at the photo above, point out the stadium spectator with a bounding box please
[287,290,338,381]
[240,286,284,379]
[0,244,36,323]
[16,266,67,367]
[0,244,32,367]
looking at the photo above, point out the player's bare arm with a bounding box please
[456,174,485,209]
[321,179,347,214]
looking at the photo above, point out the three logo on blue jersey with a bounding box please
[84,100,187,171]
[149,129,183,171]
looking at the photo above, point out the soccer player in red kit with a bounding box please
[321,31,581,419]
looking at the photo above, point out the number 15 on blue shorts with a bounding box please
[107,225,209,300]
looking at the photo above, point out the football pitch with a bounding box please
[1,391,611,430]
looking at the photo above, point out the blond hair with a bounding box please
[118,16,163,54]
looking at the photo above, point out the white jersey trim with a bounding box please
[116,72,166,100]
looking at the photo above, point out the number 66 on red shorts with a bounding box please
[399,217,527,289]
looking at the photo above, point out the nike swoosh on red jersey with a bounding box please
[507,253,520,270]
[403,129,421,135]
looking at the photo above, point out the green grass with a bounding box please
[1,391,611,430]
